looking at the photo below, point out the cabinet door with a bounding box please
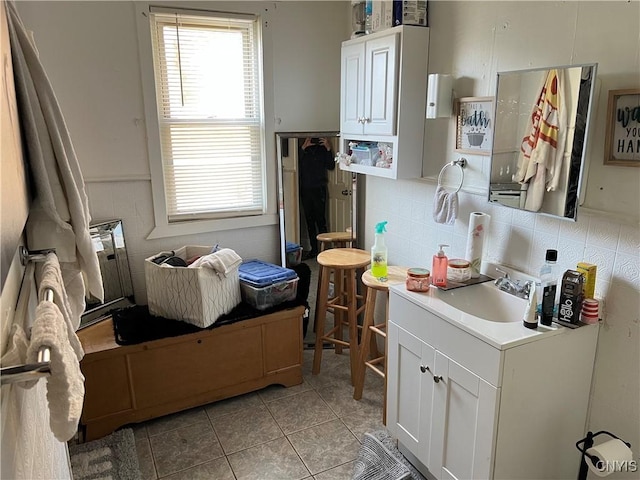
[429,352,498,480]
[363,33,398,136]
[340,41,365,135]
[386,322,436,462]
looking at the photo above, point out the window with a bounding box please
[148,7,265,223]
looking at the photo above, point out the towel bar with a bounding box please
[437,158,466,194]
[1,248,57,386]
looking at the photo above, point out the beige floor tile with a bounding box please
[266,390,337,434]
[313,461,356,480]
[227,437,310,480]
[288,419,360,475]
[161,457,235,480]
[258,378,313,402]
[204,391,264,419]
[145,406,208,437]
[211,403,284,454]
[135,437,157,480]
[149,421,224,477]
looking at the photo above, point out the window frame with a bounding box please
[135,2,277,239]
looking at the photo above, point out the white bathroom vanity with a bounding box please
[386,281,599,480]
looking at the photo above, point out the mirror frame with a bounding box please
[275,131,344,267]
[489,63,598,220]
[80,219,134,329]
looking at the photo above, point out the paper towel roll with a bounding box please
[465,212,490,278]
[586,438,634,477]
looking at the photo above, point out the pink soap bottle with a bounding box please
[432,244,449,287]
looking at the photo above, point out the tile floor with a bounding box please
[132,348,386,480]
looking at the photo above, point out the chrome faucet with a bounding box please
[494,268,533,299]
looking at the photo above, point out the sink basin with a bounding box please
[435,281,527,323]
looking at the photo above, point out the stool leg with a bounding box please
[312,266,331,375]
[313,264,324,334]
[346,270,360,385]
[334,267,344,354]
[354,287,376,400]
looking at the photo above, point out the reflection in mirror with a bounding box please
[276,132,355,267]
[80,219,134,329]
[490,64,597,219]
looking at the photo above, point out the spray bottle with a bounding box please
[371,221,388,281]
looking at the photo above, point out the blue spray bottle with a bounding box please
[371,221,388,281]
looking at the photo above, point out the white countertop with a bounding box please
[389,283,589,350]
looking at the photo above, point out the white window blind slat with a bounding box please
[149,9,264,221]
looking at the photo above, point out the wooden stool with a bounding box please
[314,231,356,334]
[353,266,408,424]
[316,231,356,252]
[312,248,370,384]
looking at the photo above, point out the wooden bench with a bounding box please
[78,305,304,441]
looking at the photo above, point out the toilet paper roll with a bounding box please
[586,438,633,477]
[465,212,490,278]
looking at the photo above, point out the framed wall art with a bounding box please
[604,88,640,167]
[455,96,494,156]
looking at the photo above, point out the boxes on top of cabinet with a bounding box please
[371,0,428,32]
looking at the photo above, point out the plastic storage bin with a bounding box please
[239,260,298,310]
[285,242,303,267]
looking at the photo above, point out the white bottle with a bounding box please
[537,249,558,326]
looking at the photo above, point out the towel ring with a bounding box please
[437,158,466,194]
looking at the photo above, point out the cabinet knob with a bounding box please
[363,117,370,123]
[419,365,431,374]
[433,375,443,383]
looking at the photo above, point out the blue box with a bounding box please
[238,260,298,309]
[285,242,302,267]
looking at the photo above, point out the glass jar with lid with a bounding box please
[447,259,472,282]
[406,268,431,292]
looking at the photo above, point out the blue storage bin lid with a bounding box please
[239,260,297,287]
[286,242,302,253]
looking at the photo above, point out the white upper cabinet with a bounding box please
[341,33,398,136]
[339,26,429,179]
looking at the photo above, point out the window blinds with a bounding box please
[149,8,265,220]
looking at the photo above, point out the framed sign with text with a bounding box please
[455,96,494,155]
[604,88,640,167]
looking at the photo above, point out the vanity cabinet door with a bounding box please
[387,322,436,463]
[429,351,498,480]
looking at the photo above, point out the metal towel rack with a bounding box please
[437,158,467,193]
[0,247,56,386]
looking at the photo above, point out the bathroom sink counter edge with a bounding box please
[389,283,597,351]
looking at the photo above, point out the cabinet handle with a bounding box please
[433,375,443,383]
[419,365,431,374]
[363,117,370,123]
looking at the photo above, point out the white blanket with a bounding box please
[189,248,242,276]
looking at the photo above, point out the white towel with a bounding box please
[189,248,242,276]
[6,2,103,303]
[37,253,84,361]
[433,186,458,225]
[26,301,85,442]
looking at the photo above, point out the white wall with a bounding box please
[15,0,350,304]
[367,2,639,476]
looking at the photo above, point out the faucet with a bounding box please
[494,268,533,299]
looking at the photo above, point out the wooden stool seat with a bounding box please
[354,266,408,424]
[312,248,370,384]
[316,231,356,252]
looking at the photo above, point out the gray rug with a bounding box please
[353,430,426,480]
[69,428,141,480]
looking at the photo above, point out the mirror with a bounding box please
[276,132,357,267]
[80,219,134,328]
[489,64,597,219]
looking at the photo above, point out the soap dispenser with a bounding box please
[371,221,388,281]
[432,244,449,287]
